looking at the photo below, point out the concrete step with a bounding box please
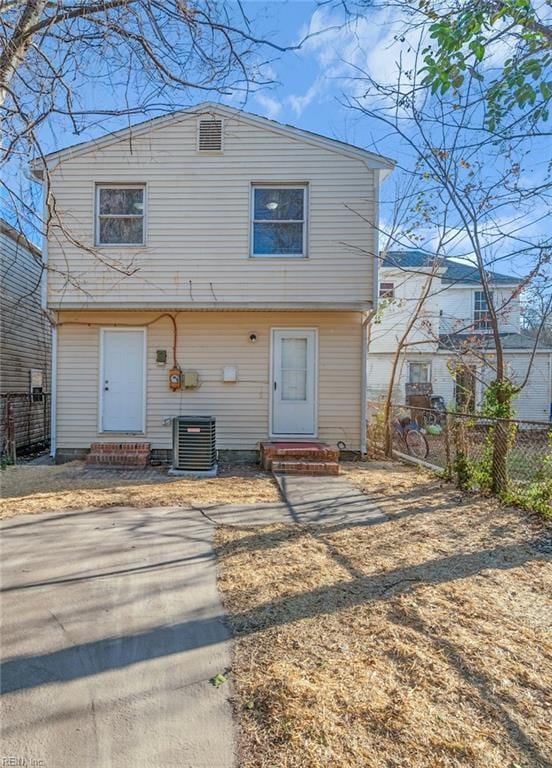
[260,441,339,470]
[271,459,339,476]
[86,442,150,469]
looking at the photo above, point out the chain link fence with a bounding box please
[367,399,552,514]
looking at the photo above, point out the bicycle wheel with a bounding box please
[405,428,429,459]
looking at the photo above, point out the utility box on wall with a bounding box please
[222,366,237,382]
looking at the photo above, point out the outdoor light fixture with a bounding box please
[249,333,257,343]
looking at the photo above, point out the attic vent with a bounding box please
[198,118,223,152]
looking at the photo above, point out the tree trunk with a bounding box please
[0,0,49,107]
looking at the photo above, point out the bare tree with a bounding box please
[0,1,313,281]
[345,32,551,491]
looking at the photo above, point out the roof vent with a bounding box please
[198,117,223,152]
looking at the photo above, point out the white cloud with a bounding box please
[288,77,325,117]
[287,5,425,118]
[254,92,283,120]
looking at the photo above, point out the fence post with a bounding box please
[444,412,452,478]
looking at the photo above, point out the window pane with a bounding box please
[253,222,303,255]
[409,363,429,383]
[99,217,143,244]
[282,370,307,401]
[379,282,394,298]
[281,339,307,401]
[99,188,144,216]
[254,188,304,221]
[282,338,307,369]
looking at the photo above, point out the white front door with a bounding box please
[101,329,145,432]
[272,329,317,436]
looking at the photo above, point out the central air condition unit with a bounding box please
[170,416,217,476]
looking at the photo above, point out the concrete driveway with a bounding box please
[0,506,236,768]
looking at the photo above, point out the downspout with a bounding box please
[50,319,57,459]
[361,168,381,455]
[360,311,374,456]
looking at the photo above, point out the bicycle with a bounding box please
[393,416,429,459]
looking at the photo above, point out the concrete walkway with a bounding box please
[205,474,388,527]
[1,506,235,768]
[0,474,386,768]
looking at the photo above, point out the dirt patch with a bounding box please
[216,460,552,768]
[0,460,279,519]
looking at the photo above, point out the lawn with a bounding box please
[216,462,552,768]
[0,459,279,518]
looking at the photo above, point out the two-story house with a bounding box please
[31,103,394,465]
[368,250,552,421]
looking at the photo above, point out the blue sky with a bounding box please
[6,0,551,281]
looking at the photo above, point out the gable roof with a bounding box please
[31,102,395,179]
[382,250,519,285]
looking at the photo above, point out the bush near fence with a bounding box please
[367,400,552,517]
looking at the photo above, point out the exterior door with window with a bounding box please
[272,330,316,436]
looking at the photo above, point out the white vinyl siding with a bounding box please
[368,351,552,422]
[45,114,376,307]
[55,310,363,451]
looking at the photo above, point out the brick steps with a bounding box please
[260,441,339,476]
[271,459,339,476]
[86,442,151,469]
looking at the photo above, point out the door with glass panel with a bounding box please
[272,330,317,436]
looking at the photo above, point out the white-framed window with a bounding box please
[407,361,431,384]
[251,184,307,257]
[379,282,395,299]
[96,185,145,245]
[474,290,493,330]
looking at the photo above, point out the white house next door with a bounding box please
[272,329,317,436]
[101,329,145,432]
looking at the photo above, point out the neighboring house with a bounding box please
[368,250,552,422]
[30,103,394,463]
[0,219,50,456]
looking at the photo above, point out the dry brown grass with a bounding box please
[0,460,279,519]
[216,461,552,768]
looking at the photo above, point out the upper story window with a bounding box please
[379,282,395,299]
[474,290,493,330]
[96,185,145,245]
[251,185,307,257]
[408,361,431,384]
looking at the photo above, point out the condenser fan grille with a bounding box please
[172,416,216,472]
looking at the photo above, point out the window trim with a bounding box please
[473,289,493,331]
[379,281,395,299]
[407,360,431,385]
[250,183,308,258]
[95,184,146,247]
